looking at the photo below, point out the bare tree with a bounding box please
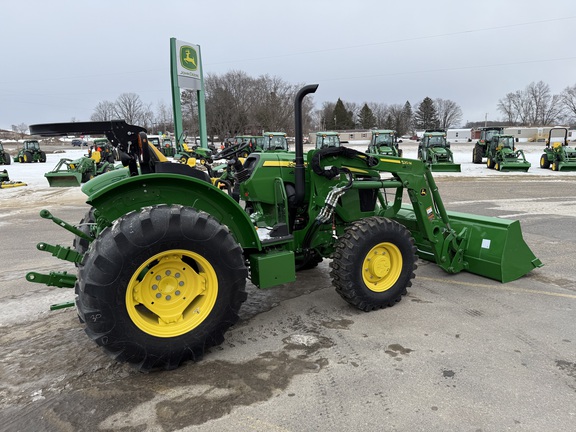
[154,101,174,135]
[497,81,562,126]
[435,98,463,129]
[368,102,389,128]
[12,123,28,139]
[114,93,148,125]
[560,83,576,125]
[91,100,117,122]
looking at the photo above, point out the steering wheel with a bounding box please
[214,141,251,160]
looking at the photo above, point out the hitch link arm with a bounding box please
[40,209,93,242]
[26,271,76,288]
[36,242,83,264]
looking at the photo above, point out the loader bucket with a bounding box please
[557,161,576,171]
[431,163,461,172]
[394,206,542,283]
[497,161,531,172]
[44,171,82,187]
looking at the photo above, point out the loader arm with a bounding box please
[308,149,541,282]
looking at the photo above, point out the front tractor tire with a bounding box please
[76,205,248,371]
[330,217,417,312]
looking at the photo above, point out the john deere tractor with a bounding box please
[485,134,531,172]
[366,129,402,157]
[17,139,47,163]
[0,141,12,165]
[315,131,341,149]
[261,132,289,151]
[26,85,541,371]
[44,147,117,187]
[539,127,576,171]
[417,130,460,172]
[473,127,504,164]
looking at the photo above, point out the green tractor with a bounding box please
[539,127,576,171]
[17,140,47,163]
[44,147,117,187]
[0,141,12,165]
[472,127,504,164]
[161,137,175,157]
[261,132,289,151]
[366,129,402,157]
[417,130,460,172]
[485,134,531,172]
[315,131,341,149]
[233,135,264,155]
[26,86,541,371]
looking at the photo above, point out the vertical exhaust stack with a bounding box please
[294,84,319,206]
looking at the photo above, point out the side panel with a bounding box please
[86,173,261,250]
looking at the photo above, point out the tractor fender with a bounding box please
[84,172,261,250]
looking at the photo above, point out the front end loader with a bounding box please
[25,85,541,372]
[486,134,531,172]
[417,130,460,172]
[366,129,402,157]
[45,149,116,187]
[539,127,576,171]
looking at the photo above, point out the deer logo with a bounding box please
[180,45,198,71]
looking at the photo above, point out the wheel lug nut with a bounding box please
[155,275,161,281]
[166,295,171,300]
[156,293,162,298]
[165,270,171,276]
[175,273,181,278]
[175,290,181,296]
[152,284,158,290]
[179,281,184,286]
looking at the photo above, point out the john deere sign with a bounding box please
[175,40,202,90]
[170,37,207,152]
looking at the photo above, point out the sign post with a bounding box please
[170,38,208,151]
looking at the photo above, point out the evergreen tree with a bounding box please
[333,98,354,129]
[357,103,377,129]
[401,101,413,135]
[414,97,439,130]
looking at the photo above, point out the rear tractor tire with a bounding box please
[540,154,550,169]
[472,144,483,164]
[24,151,33,163]
[330,217,417,311]
[75,205,248,371]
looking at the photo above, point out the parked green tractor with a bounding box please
[259,132,289,151]
[473,127,504,164]
[315,131,341,149]
[539,127,576,171]
[44,148,117,187]
[26,85,541,371]
[17,140,47,163]
[417,130,460,172]
[0,141,12,165]
[485,134,531,172]
[366,129,402,157]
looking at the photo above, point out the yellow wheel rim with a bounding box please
[362,242,402,292]
[126,249,218,338]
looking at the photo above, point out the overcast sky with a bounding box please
[2,0,576,130]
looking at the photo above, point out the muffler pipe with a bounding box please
[294,84,318,206]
